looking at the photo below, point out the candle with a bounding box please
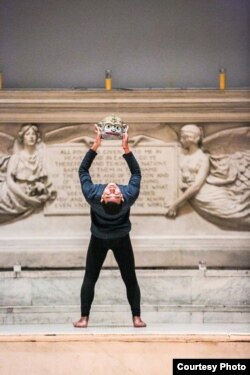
[0,72,2,90]
[219,68,226,90]
[105,69,112,91]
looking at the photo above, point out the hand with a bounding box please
[166,203,178,218]
[91,124,102,152]
[39,195,49,204]
[122,126,130,153]
[27,196,43,208]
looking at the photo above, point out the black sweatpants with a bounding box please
[80,234,141,317]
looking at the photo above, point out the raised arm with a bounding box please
[122,129,141,203]
[78,125,101,200]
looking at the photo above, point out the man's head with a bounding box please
[101,183,124,215]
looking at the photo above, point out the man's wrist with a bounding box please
[91,143,99,152]
[123,148,130,154]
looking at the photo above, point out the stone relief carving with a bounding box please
[1,122,249,230]
[0,124,56,224]
[166,125,250,230]
[44,135,177,215]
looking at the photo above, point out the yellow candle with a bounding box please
[105,78,112,90]
[105,69,112,91]
[219,68,226,90]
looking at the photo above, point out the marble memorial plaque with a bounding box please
[45,142,178,215]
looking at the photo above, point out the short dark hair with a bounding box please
[102,201,122,215]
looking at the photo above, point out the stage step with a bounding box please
[1,304,250,325]
[0,324,249,375]
[1,269,249,325]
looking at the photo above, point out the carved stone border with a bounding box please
[0,236,249,268]
[0,89,249,123]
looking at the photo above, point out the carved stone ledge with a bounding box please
[0,89,249,123]
[0,236,249,268]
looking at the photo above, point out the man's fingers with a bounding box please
[94,124,100,133]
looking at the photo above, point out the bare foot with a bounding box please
[73,316,89,328]
[133,316,147,328]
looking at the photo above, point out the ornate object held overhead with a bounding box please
[97,115,128,140]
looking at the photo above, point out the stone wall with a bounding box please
[0,90,249,269]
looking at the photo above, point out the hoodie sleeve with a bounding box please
[122,152,141,205]
[78,149,98,202]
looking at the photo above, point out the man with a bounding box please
[73,119,146,328]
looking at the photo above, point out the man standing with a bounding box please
[73,120,146,328]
